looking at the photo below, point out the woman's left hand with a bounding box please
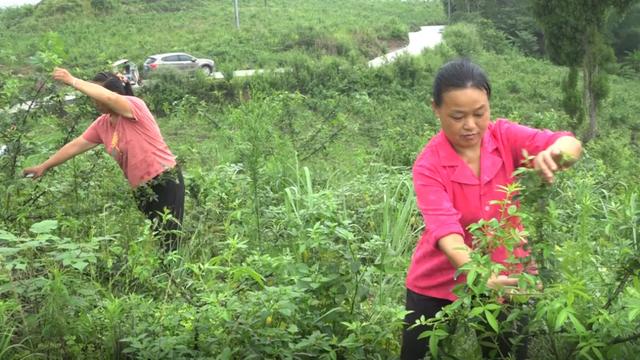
[115,72,129,84]
[52,67,76,86]
[533,147,563,183]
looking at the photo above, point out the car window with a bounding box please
[177,55,193,61]
[162,55,180,62]
[144,57,156,64]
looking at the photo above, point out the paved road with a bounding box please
[5,94,76,114]
[211,68,287,79]
[368,25,445,67]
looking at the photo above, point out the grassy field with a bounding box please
[1,0,445,73]
[2,1,640,358]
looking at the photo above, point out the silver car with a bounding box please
[143,52,215,76]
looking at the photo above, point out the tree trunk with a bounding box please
[561,66,583,131]
[583,57,598,143]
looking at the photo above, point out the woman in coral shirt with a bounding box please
[400,59,582,359]
[23,68,184,252]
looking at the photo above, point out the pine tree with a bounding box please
[532,0,636,141]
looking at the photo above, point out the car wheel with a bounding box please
[200,65,212,76]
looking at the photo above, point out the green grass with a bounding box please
[2,1,640,357]
[1,0,445,73]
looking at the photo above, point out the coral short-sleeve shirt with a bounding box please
[82,96,176,188]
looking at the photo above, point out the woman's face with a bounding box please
[90,80,114,114]
[92,99,110,114]
[433,87,490,153]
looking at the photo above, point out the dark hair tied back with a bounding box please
[432,58,491,107]
[92,71,135,96]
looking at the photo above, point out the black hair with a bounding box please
[92,71,135,96]
[432,58,491,107]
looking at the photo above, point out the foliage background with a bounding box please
[1,0,640,358]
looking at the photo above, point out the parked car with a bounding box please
[143,52,215,76]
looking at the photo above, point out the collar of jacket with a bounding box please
[435,126,502,185]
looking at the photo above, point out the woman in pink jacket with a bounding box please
[23,68,184,252]
[401,59,582,359]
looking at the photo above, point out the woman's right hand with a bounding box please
[487,274,519,290]
[52,67,76,86]
[533,146,563,183]
[23,164,47,179]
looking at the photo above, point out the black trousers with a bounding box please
[134,167,185,252]
[400,288,528,360]
[401,289,452,360]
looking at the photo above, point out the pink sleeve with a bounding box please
[124,96,153,122]
[81,118,103,144]
[497,119,573,164]
[413,162,464,247]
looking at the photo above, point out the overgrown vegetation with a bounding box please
[0,0,444,74]
[1,0,640,358]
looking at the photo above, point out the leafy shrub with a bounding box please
[139,71,238,116]
[34,0,91,16]
[2,3,640,358]
[473,18,514,55]
[90,0,120,13]
[442,22,483,57]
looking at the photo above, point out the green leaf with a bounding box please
[71,261,88,271]
[231,266,264,287]
[18,240,46,249]
[433,329,449,337]
[29,220,58,234]
[484,310,499,333]
[479,340,497,349]
[57,243,80,250]
[278,307,293,317]
[287,324,299,333]
[554,308,569,331]
[0,247,19,256]
[0,230,17,242]
[218,347,232,360]
[429,333,439,358]
[470,306,484,317]
[592,346,605,360]
[568,313,586,333]
[484,303,502,311]
[467,270,477,288]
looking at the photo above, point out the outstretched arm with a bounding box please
[23,136,98,178]
[53,67,133,118]
[438,234,519,290]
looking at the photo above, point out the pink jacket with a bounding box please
[407,119,572,301]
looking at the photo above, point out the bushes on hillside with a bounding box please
[90,0,120,13]
[442,22,483,57]
[441,20,518,57]
[139,71,239,116]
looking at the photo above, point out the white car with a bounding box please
[143,52,215,76]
